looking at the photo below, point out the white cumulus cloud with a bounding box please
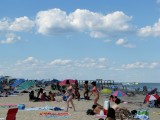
[16,57,41,66]
[35,8,76,35]
[9,16,34,32]
[116,38,126,45]
[35,8,133,38]
[0,18,10,31]
[115,38,136,48]
[138,19,160,37]
[50,59,72,65]
[0,33,21,44]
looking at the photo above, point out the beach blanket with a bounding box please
[134,109,149,120]
[0,104,17,108]
[24,106,65,111]
[40,112,71,118]
[95,115,106,119]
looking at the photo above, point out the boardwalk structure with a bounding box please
[78,79,114,89]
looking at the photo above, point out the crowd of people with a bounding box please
[28,80,101,112]
[27,80,159,120]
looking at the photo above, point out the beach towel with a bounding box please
[24,106,65,111]
[40,112,71,118]
[95,115,106,119]
[134,109,149,120]
[0,104,17,108]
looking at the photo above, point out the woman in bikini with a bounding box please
[65,80,76,112]
[90,81,99,105]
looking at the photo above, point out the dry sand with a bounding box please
[0,91,159,120]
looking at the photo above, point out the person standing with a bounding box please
[84,81,89,99]
[74,80,80,101]
[89,81,99,105]
[65,80,76,112]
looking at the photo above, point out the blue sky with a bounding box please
[0,0,160,82]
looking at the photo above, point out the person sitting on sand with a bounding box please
[112,98,131,119]
[37,88,43,99]
[86,104,104,115]
[112,98,121,111]
[40,92,48,101]
[92,104,104,115]
[109,95,115,102]
[48,91,55,101]
[29,90,36,101]
[88,104,115,118]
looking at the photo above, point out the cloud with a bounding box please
[122,61,160,69]
[15,57,108,71]
[0,18,10,31]
[116,38,126,45]
[16,57,42,66]
[9,16,34,32]
[0,8,133,45]
[35,8,133,38]
[115,38,136,48]
[75,57,108,68]
[0,33,21,44]
[138,19,160,37]
[0,17,33,44]
[8,57,109,79]
[50,59,72,66]
[35,8,76,35]
[0,16,34,32]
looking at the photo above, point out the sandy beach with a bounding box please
[0,89,159,120]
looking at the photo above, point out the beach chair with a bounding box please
[0,108,18,120]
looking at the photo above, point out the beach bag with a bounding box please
[17,104,25,110]
[63,96,69,101]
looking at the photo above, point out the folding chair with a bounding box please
[0,108,18,120]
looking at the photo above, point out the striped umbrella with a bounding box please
[145,94,159,102]
[112,90,126,97]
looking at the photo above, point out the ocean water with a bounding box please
[137,83,160,92]
[118,82,160,93]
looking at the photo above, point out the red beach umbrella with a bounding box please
[145,94,159,102]
[59,79,75,86]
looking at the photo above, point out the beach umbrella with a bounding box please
[59,79,75,86]
[145,94,159,102]
[101,89,112,94]
[112,90,126,97]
